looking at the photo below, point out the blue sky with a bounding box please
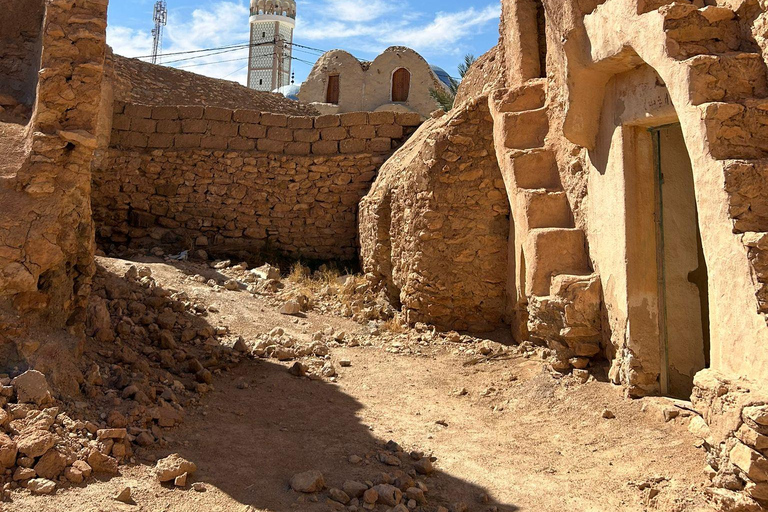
[106,0,501,87]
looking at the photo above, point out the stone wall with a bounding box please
[0,0,108,391]
[0,0,45,109]
[93,104,421,261]
[359,98,510,332]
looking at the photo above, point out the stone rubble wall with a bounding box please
[692,370,768,509]
[93,104,421,261]
[0,0,109,390]
[359,98,510,332]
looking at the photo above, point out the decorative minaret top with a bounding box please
[247,0,296,92]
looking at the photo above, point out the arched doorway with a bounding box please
[391,68,411,102]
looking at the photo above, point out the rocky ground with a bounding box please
[2,255,720,512]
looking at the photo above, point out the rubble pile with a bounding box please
[288,440,491,512]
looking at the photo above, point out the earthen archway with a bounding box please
[561,0,768,390]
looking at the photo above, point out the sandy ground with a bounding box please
[8,258,716,512]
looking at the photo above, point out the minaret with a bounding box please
[247,0,296,92]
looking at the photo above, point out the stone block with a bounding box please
[367,138,392,153]
[524,228,589,296]
[181,119,208,134]
[261,113,288,127]
[287,116,313,129]
[520,190,573,229]
[313,140,339,155]
[204,107,232,121]
[124,104,152,119]
[350,124,376,139]
[377,124,404,139]
[241,123,267,139]
[315,115,341,128]
[228,138,256,151]
[210,122,239,137]
[341,112,368,126]
[510,149,560,190]
[369,111,395,125]
[731,442,768,482]
[147,133,174,148]
[233,110,261,123]
[285,142,311,155]
[321,127,348,141]
[501,108,549,150]
[112,115,130,131]
[201,136,228,150]
[340,138,366,154]
[156,120,181,134]
[152,106,179,120]
[268,127,294,142]
[175,134,202,148]
[178,106,204,119]
[121,131,148,148]
[395,112,423,126]
[257,139,285,152]
[130,117,156,133]
[294,129,320,143]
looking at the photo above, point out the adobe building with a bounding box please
[298,46,453,117]
[3,0,768,508]
[359,1,768,507]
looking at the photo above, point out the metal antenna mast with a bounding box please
[151,1,168,64]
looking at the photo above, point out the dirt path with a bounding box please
[9,258,715,512]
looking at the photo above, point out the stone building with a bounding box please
[359,0,768,507]
[4,0,768,508]
[298,47,452,117]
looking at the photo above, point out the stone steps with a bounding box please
[524,227,591,297]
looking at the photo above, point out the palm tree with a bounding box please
[430,54,477,112]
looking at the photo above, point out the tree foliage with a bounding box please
[430,54,477,112]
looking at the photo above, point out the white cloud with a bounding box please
[299,3,501,55]
[323,0,395,22]
[108,1,252,84]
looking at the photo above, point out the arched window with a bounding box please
[326,75,340,104]
[392,68,411,102]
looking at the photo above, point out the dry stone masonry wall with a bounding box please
[93,104,421,261]
[360,98,510,332]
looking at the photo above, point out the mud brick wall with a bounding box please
[93,103,421,261]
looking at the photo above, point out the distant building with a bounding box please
[247,0,295,92]
[297,47,452,117]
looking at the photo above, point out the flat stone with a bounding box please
[291,470,325,492]
[115,487,132,503]
[27,478,56,494]
[155,453,197,482]
[12,370,52,405]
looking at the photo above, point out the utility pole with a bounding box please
[151,1,168,65]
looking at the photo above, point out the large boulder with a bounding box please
[154,453,197,482]
[12,370,52,405]
[16,430,56,458]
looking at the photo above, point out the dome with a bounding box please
[250,0,296,18]
[273,83,301,101]
[430,65,454,89]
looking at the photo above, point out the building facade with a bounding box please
[247,0,295,92]
[298,47,452,118]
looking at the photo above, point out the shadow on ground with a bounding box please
[82,260,518,511]
[161,357,519,511]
